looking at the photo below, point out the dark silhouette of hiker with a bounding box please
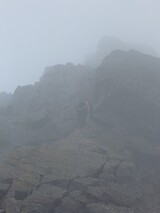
[76,100,88,127]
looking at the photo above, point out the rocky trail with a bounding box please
[0,122,160,213]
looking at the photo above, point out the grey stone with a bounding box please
[3,198,19,213]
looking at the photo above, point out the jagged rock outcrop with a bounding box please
[94,50,160,142]
[0,63,94,146]
[0,50,160,212]
[85,36,158,68]
[2,50,160,147]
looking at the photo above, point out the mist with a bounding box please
[1,1,160,212]
[0,0,160,92]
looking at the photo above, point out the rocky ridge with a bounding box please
[0,50,160,212]
[85,36,158,68]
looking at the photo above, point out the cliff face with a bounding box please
[0,63,94,145]
[0,50,160,212]
[1,50,160,146]
[94,50,160,142]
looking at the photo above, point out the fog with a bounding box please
[0,0,160,93]
[1,1,160,211]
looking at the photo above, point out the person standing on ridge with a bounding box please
[76,99,89,127]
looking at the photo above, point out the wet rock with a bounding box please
[86,186,105,201]
[87,182,143,207]
[104,183,143,207]
[0,183,10,199]
[68,179,87,192]
[55,197,84,213]
[86,203,134,213]
[21,184,65,213]
[115,161,138,183]
[69,190,89,204]
[3,197,19,213]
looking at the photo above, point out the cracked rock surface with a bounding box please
[0,122,160,213]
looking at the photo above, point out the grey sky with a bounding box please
[0,0,160,93]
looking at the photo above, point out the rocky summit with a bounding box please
[0,50,160,212]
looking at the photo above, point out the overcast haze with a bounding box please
[0,0,160,93]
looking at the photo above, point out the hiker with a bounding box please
[76,99,89,127]
[85,100,90,122]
